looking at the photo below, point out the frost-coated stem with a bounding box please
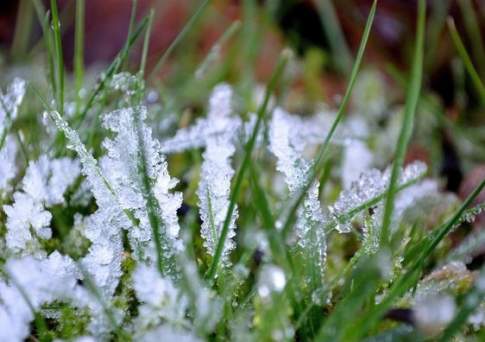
[206,50,290,280]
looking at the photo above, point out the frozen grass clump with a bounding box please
[0,0,484,340]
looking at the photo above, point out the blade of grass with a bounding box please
[74,0,85,115]
[458,0,485,78]
[11,0,34,60]
[380,0,425,246]
[448,18,485,103]
[195,20,241,79]
[50,0,65,115]
[425,0,451,71]
[280,0,377,240]
[121,0,138,71]
[139,9,155,77]
[149,0,211,80]
[315,0,353,74]
[205,49,291,281]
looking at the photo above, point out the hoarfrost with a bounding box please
[269,108,327,273]
[0,136,17,192]
[0,78,26,133]
[197,84,238,264]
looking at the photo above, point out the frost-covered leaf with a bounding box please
[133,264,188,330]
[3,155,80,255]
[196,84,238,265]
[22,155,80,206]
[269,108,327,275]
[0,252,80,341]
[102,105,182,266]
[0,136,17,192]
[0,78,26,134]
[329,160,428,234]
[161,83,242,154]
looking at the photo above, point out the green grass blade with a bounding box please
[448,18,485,103]
[458,0,485,78]
[316,0,353,74]
[149,0,211,79]
[205,49,291,281]
[50,0,65,115]
[380,0,425,246]
[281,0,377,239]
[139,9,155,77]
[11,0,34,60]
[74,0,85,115]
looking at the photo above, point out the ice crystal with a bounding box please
[0,136,17,192]
[0,252,80,341]
[193,87,239,261]
[137,326,201,342]
[0,78,26,133]
[3,156,80,255]
[133,264,188,330]
[22,155,80,206]
[269,108,327,273]
[330,160,428,233]
[4,192,52,254]
[341,140,373,189]
[161,83,242,154]
[109,72,140,97]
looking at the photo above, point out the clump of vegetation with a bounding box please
[0,0,484,341]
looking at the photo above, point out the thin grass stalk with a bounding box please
[139,9,155,77]
[149,0,211,79]
[448,18,485,103]
[49,0,64,115]
[380,0,425,246]
[74,0,85,115]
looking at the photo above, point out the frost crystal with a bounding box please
[3,156,80,254]
[269,108,327,273]
[197,84,238,264]
[330,160,428,233]
[0,78,26,133]
[0,252,80,341]
[161,83,242,154]
[133,264,188,330]
[0,136,17,192]
[22,155,80,206]
[341,140,373,189]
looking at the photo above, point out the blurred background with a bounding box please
[0,0,484,225]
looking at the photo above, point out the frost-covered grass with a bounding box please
[1,0,485,341]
